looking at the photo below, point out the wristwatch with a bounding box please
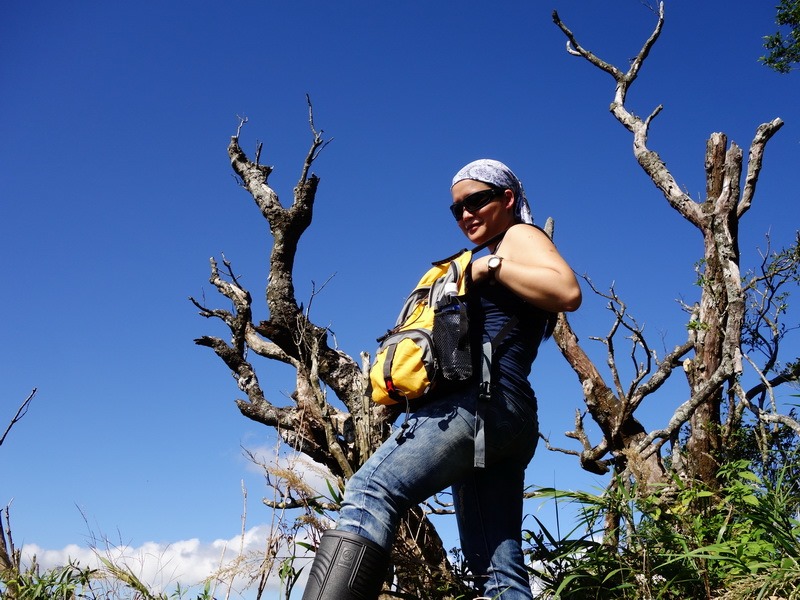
[487,255,503,279]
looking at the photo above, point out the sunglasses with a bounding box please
[449,187,505,221]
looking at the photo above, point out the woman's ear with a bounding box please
[502,189,516,211]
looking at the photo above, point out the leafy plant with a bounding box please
[761,0,800,73]
[1,560,99,600]
[525,448,800,599]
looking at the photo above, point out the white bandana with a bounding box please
[451,159,533,225]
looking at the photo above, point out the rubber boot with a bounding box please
[301,529,390,600]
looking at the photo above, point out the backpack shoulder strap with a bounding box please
[474,314,519,468]
[431,229,508,266]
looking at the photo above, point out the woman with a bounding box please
[302,159,581,600]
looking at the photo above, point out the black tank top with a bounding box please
[469,278,552,407]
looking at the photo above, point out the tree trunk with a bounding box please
[552,5,787,499]
[192,114,458,594]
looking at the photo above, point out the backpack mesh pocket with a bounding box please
[433,300,472,381]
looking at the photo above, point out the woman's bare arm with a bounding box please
[471,224,582,313]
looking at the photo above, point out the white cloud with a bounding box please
[20,524,315,599]
[12,448,338,598]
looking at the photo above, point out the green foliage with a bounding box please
[0,557,217,600]
[761,0,800,73]
[277,538,304,600]
[527,484,707,599]
[95,556,216,599]
[0,560,99,600]
[716,412,800,488]
[693,257,708,288]
[526,450,800,599]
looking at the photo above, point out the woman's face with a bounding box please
[451,179,515,245]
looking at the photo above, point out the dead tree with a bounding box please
[191,106,467,598]
[549,2,799,497]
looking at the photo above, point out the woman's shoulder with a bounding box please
[504,223,553,246]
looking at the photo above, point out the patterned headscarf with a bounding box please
[451,159,533,225]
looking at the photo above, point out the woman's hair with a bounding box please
[451,158,533,224]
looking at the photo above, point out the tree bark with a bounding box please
[192,112,455,593]
[553,3,790,494]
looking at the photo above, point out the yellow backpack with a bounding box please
[369,248,474,405]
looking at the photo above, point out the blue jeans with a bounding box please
[337,383,539,599]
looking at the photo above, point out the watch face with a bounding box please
[488,256,502,270]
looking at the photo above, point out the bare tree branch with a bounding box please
[556,4,705,229]
[554,5,790,490]
[1,389,37,448]
[194,111,455,589]
[551,10,624,79]
[739,119,785,217]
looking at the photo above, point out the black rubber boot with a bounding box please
[301,529,390,600]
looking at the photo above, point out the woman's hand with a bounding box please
[469,254,496,285]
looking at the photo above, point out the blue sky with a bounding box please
[1,0,799,595]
